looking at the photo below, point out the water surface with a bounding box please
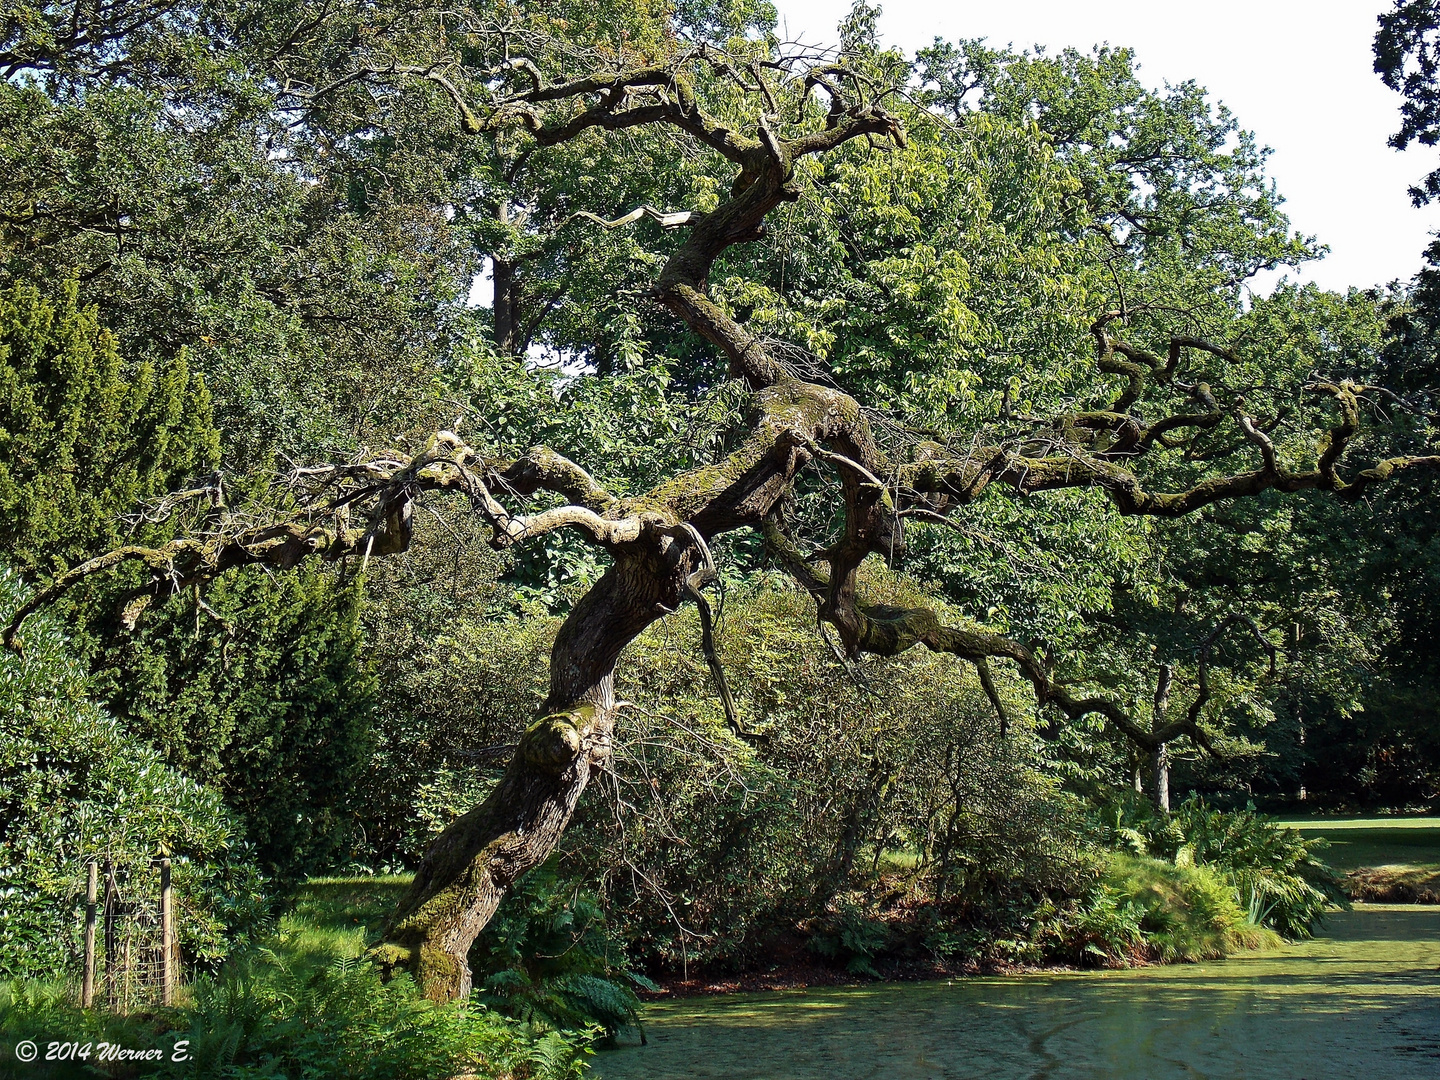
[597,906,1440,1080]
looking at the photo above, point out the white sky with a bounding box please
[773,0,1440,293]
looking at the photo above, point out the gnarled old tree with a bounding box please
[6,43,1439,1001]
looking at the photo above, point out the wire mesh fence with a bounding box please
[82,856,179,1013]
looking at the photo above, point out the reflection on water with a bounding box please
[596,906,1440,1080]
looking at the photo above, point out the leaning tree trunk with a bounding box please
[374,552,683,1000]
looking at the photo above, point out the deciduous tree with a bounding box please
[9,18,1438,999]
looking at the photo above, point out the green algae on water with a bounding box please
[596,906,1440,1080]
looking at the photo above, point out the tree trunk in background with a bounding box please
[823,756,892,902]
[1151,744,1170,813]
[1151,664,1173,813]
[1293,622,1307,802]
[492,256,518,356]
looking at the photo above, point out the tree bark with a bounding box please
[1151,663,1173,813]
[375,548,687,1000]
[1151,744,1170,813]
[492,255,518,357]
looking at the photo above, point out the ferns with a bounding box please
[473,862,654,1043]
[0,906,594,1080]
[170,950,594,1079]
[806,904,892,977]
[1098,797,1348,940]
[1169,801,1348,939]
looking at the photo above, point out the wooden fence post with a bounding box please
[158,857,174,1006]
[81,859,97,1008]
[102,859,117,1011]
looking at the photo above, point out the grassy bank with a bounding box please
[1280,817,1440,902]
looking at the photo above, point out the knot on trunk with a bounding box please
[520,712,585,773]
[370,941,418,981]
[371,941,469,1003]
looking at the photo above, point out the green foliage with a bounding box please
[0,952,589,1080]
[1101,853,1277,962]
[0,0,1433,1021]
[925,40,1315,282]
[92,566,376,880]
[0,281,218,571]
[358,559,551,867]
[164,953,591,1080]
[439,333,752,611]
[0,260,377,885]
[0,67,461,472]
[1376,0,1440,205]
[0,565,265,980]
[593,574,1084,968]
[1098,797,1346,939]
[1163,801,1347,939]
[364,565,1090,970]
[1018,882,1145,966]
[805,904,892,977]
[1323,269,1440,807]
[473,863,656,1040]
[0,875,595,1077]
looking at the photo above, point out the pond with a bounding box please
[596,905,1440,1080]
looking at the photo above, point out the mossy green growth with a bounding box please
[636,427,776,519]
[594,908,1440,1080]
[521,707,592,773]
[1103,853,1280,961]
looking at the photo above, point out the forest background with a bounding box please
[1,0,1438,1076]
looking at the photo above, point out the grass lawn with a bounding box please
[1274,817,1440,902]
[1274,817,1440,872]
[283,875,414,959]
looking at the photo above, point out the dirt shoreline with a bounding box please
[645,891,1440,1000]
[645,956,1132,999]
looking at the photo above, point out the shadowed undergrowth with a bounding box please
[0,876,593,1080]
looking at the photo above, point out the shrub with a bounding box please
[0,566,265,980]
[1103,853,1278,961]
[806,903,892,977]
[173,953,591,1080]
[1166,800,1347,938]
[0,873,594,1080]
[0,280,218,573]
[92,564,376,881]
[1022,882,1147,966]
[352,570,1090,973]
